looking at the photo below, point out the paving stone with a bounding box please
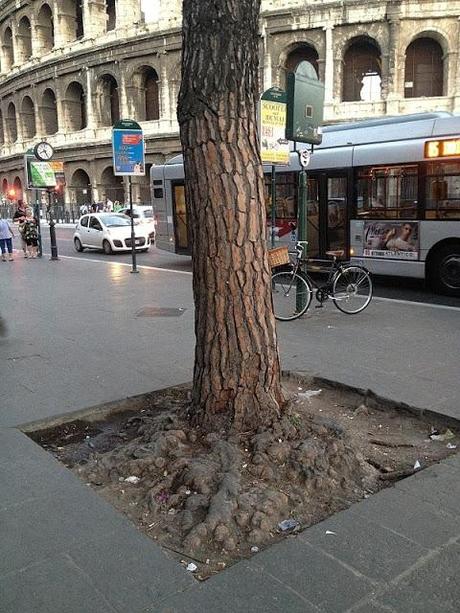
[0,554,117,613]
[157,563,317,613]
[394,463,460,517]
[249,537,376,613]
[68,524,194,612]
[349,600,397,612]
[0,483,129,577]
[378,542,460,613]
[349,487,460,549]
[299,511,427,582]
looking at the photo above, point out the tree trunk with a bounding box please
[178,0,284,433]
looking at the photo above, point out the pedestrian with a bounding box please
[0,214,15,261]
[12,199,28,258]
[22,208,39,258]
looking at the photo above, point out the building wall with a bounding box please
[0,0,458,204]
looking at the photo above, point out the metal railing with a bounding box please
[0,203,83,224]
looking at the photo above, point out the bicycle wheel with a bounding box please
[271,271,313,321]
[331,265,373,314]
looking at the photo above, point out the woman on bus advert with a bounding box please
[363,221,419,259]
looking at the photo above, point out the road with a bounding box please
[36,225,460,309]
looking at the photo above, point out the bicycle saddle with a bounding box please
[325,250,345,257]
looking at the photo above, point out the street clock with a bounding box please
[34,141,54,161]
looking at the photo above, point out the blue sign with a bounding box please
[112,120,145,176]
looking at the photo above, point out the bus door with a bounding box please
[171,181,189,254]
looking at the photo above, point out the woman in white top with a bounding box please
[0,215,15,261]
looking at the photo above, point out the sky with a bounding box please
[141,0,161,21]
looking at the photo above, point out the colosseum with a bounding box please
[0,0,459,208]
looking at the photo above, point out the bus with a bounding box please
[151,112,460,296]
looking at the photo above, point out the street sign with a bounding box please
[298,149,311,168]
[286,61,325,145]
[112,119,145,176]
[260,87,290,166]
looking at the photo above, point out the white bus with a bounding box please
[151,112,460,296]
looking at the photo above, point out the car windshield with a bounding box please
[103,215,131,227]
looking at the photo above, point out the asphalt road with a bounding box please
[36,226,460,308]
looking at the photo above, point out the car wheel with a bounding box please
[74,237,84,252]
[103,240,113,255]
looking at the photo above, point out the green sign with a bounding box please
[28,161,57,188]
[286,61,325,145]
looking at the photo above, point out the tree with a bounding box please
[177,0,284,433]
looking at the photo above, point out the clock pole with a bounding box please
[34,141,59,261]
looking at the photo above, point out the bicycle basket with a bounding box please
[268,246,290,268]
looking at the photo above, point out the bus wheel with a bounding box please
[428,244,460,296]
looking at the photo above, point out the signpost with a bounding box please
[260,87,290,248]
[112,119,146,273]
[285,61,325,312]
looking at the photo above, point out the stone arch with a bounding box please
[0,109,4,145]
[96,74,120,126]
[59,1,84,43]
[404,35,445,98]
[64,81,87,131]
[2,178,8,193]
[280,42,319,88]
[70,168,92,204]
[6,102,18,143]
[41,88,59,134]
[106,0,116,32]
[17,16,32,63]
[342,36,381,102]
[100,166,124,203]
[2,26,14,71]
[36,3,54,54]
[20,95,36,139]
[132,65,160,121]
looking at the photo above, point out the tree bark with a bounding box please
[177,0,284,433]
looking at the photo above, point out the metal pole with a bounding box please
[34,189,43,258]
[128,176,138,273]
[48,190,59,260]
[296,167,308,313]
[271,165,276,248]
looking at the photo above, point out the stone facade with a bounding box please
[0,0,458,204]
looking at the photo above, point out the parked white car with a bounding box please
[73,213,151,254]
[118,206,156,243]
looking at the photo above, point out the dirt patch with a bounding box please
[29,375,459,580]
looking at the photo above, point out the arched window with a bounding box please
[71,169,92,204]
[285,45,319,79]
[6,102,18,143]
[65,82,86,131]
[21,96,36,139]
[76,1,84,39]
[42,88,59,134]
[37,4,54,54]
[0,110,4,145]
[13,176,23,200]
[98,74,119,126]
[404,38,444,98]
[3,27,14,71]
[17,17,32,63]
[144,68,160,120]
[106,0,116,32]
[342,38,381,102]
[100,166,124,202]
[2,178,8,193]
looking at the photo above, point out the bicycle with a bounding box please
[270,241,373,321]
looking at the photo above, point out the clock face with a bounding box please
[35,142,54,161]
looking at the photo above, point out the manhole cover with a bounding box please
[136,307,186,318]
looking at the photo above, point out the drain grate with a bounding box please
[136,307,186,318]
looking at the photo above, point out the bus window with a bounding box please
[426,162,460,219]
[173,184,188,250]
[264,172,297,243]
[357,165,418,219]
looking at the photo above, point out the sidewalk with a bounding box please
[1,256,459,612]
